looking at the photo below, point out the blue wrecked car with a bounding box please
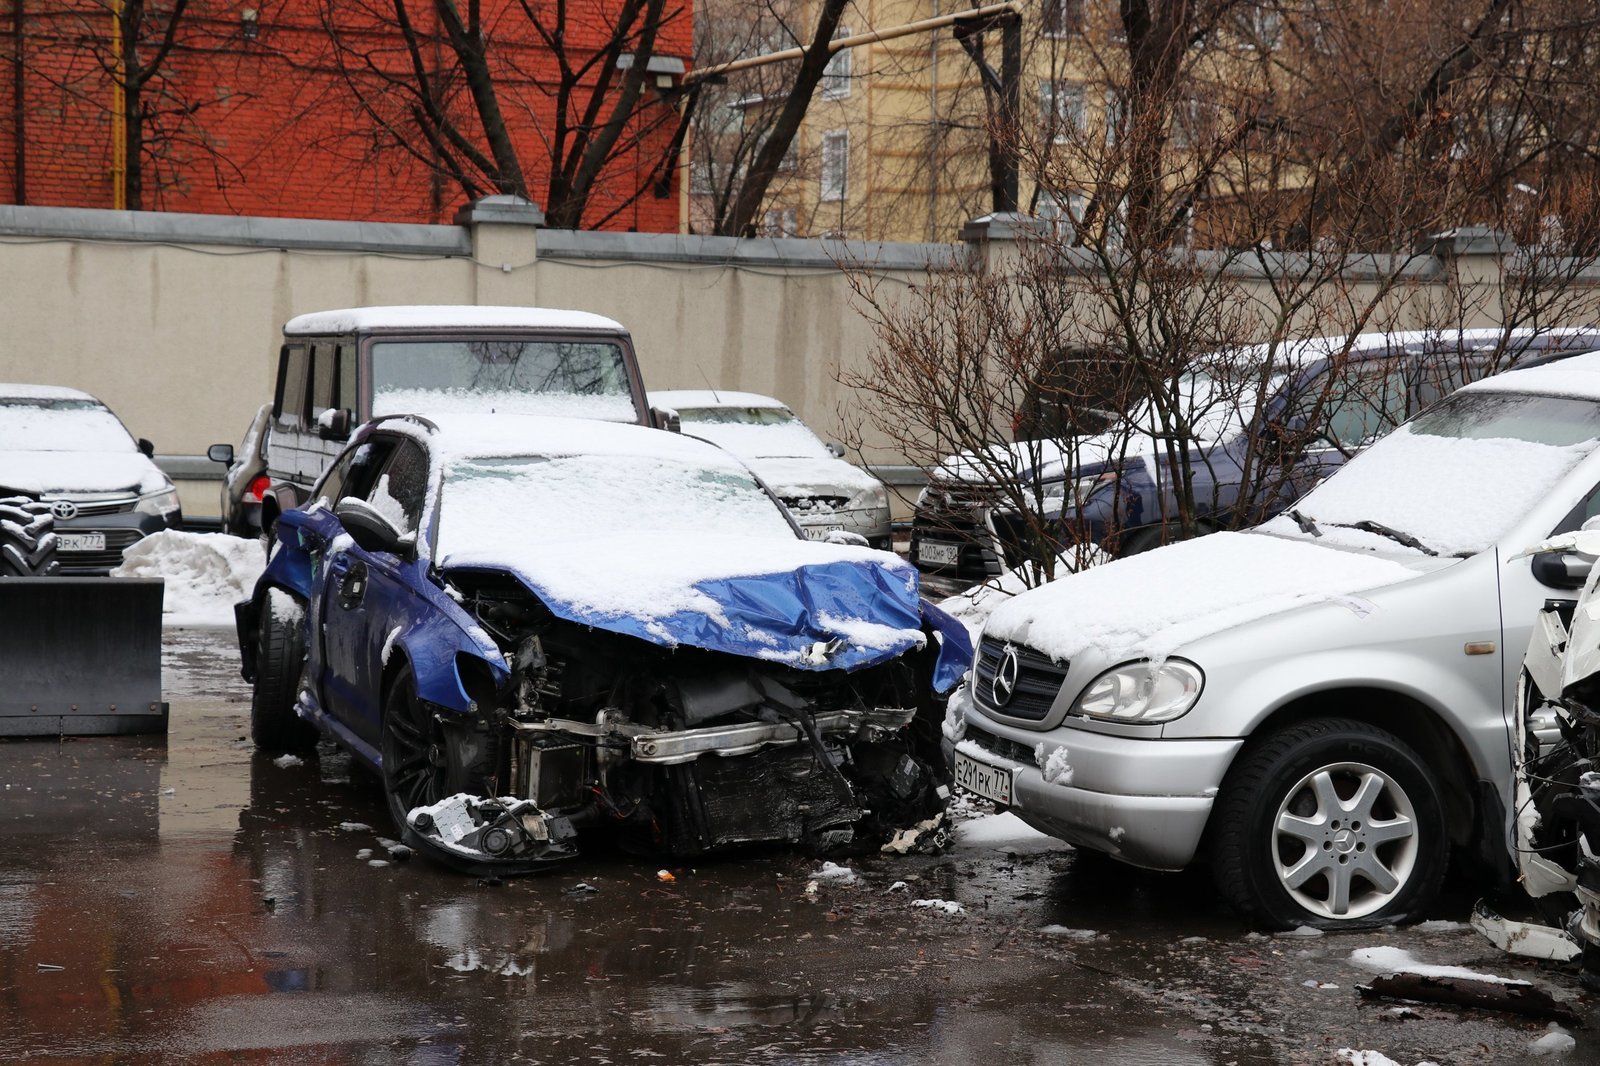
[236,413,971,873]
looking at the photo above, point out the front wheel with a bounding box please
[380,666,500,836]
[250,589,316,752]
[1210,718,1448,929]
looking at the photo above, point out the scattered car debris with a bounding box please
[656,869,676,883]
[35,963,64,972]
[911,899,964,915]
[404,794,577,877]
[810,862,857,883]
[1351,947,1580,1024]
[1472,902,1580,963]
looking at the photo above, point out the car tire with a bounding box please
[380,665,501,835]
[1210,718,1448,930]
[0,497,59,577]
[250,589,317,752]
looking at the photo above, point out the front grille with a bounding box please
[56,528,143,574]
[972,637,1068,721]
[46,496,136,518]
[782,495,849,513]
[966,721,1035,765]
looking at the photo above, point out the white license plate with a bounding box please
[804,525,843,541]
[918,540,959,566]
[58,532,107,552]
[954,751,1012,804]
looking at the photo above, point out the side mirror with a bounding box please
[207,443,235,465]
[651,406,681,433]
[138,438,155,458]
[335,497,410,558]
[826,442,846,459]
[1532,549,1594,591]
[317,408,353,442]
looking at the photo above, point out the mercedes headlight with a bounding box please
[135,486,182,518]
[1072,659,1204,723]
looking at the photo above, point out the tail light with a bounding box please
[248,475,269,501]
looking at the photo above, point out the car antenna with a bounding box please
[695,364,722,404]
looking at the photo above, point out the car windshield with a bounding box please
[675,406,832,460]
[1267,391,1600,557]
[435,453,798,559]
[371,339,638,421]
[0,399,137,453]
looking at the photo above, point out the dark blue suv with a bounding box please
[912,328,1600,591]
[237,413,971,874]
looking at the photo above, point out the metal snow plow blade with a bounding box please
[0,577,168,736]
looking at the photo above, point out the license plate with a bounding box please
[954,750,1012,804]
[58,532,107,552]
[804,525,843,541]
[918,540,959,566]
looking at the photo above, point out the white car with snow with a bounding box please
[0,384,182,574]
[651,390,892,549]
[946,352,1600,929]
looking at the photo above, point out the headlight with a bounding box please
[134,486,182,518]
[1072,659,1204,723]
[847,483,889,512]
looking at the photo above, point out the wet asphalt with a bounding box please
[0,628,1592,1065]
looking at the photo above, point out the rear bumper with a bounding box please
[948,694,1241,871]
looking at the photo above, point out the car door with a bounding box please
[320,436,433,749]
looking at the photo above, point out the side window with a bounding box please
[275,345,309,428]
[368,441,430,534]
[310,342,337,424]
[1318,362,1412,451]
[1411,355,1492,412]
[321,439,395,507]
[337,342,358,414]
[1553,480,1600,537]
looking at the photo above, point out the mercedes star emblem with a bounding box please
[992,644,1021,706]
[49,500,78,521]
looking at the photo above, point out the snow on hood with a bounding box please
[983,531,1418,662]
[744,455,881,497]
[0,451,168,495]
[1259,426,1595,558]
[442,531,966,683]
[373,388,638,422]
[680,419,834,461]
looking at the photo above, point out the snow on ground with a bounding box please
[951,811,1071,855]
[1347,946,1524,985]
[112,530,265,626]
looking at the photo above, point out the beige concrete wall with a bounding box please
[1,205,1591,522]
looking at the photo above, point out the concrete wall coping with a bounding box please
[534,228,965,271]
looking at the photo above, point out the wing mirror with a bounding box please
[137,438,155,458]
[207,443,235,465]
[335,497,411,558]
[651,406,681,433]
[1533,549,1594,590]
[317,408,353,442]
[822,529,870,547]
[826,442,846,459]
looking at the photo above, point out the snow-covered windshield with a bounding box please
[1263,391,1600,557]
[674,406,832,460]
[0,398,138,453]
[371,339,638,421]
[435,453,798,560]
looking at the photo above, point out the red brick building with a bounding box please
[0,0,691,230]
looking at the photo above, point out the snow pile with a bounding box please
[680,419,834,461]
[1260,427,1594,557]
[1531,1024,1576,1056]
[984,532,1416,662]
[809,862,858,883]
[1036,743,1073,786]
[950,811,1070,855]
[112,531,265,626]
[1039,925,1100,940]
[1347,946,1524,985]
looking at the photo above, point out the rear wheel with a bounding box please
[0,497,58,576]
[1210,718,1448,929]
[380,666,500,835]
[250,589,316,752]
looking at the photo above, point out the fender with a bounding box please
[392,581,511,713]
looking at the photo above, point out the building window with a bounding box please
[763,207,798,237]
[822,26,852,99]
[820,130,849,201]
[1040,80,1086,143]
[1035,188,1088,233]
[1042,0,1084,37]
[1104,89,1123,147]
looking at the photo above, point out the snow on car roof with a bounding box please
[650,390,791,410]
[0,383,100,402]
[1459,348,1600,401]
[403,413,747,469]
[285,305,627,335]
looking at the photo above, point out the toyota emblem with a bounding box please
[49,500,78,521]
[991,644,1020,706]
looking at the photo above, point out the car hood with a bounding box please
[743,456,881,498]
[0,450,168,496]
[442,532,970,691]
[982,530,1430,663]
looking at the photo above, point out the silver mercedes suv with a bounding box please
[946,352,1600,928]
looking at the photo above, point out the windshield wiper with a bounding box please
[1331,519,1438,557]
[1288,509,1322,537]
